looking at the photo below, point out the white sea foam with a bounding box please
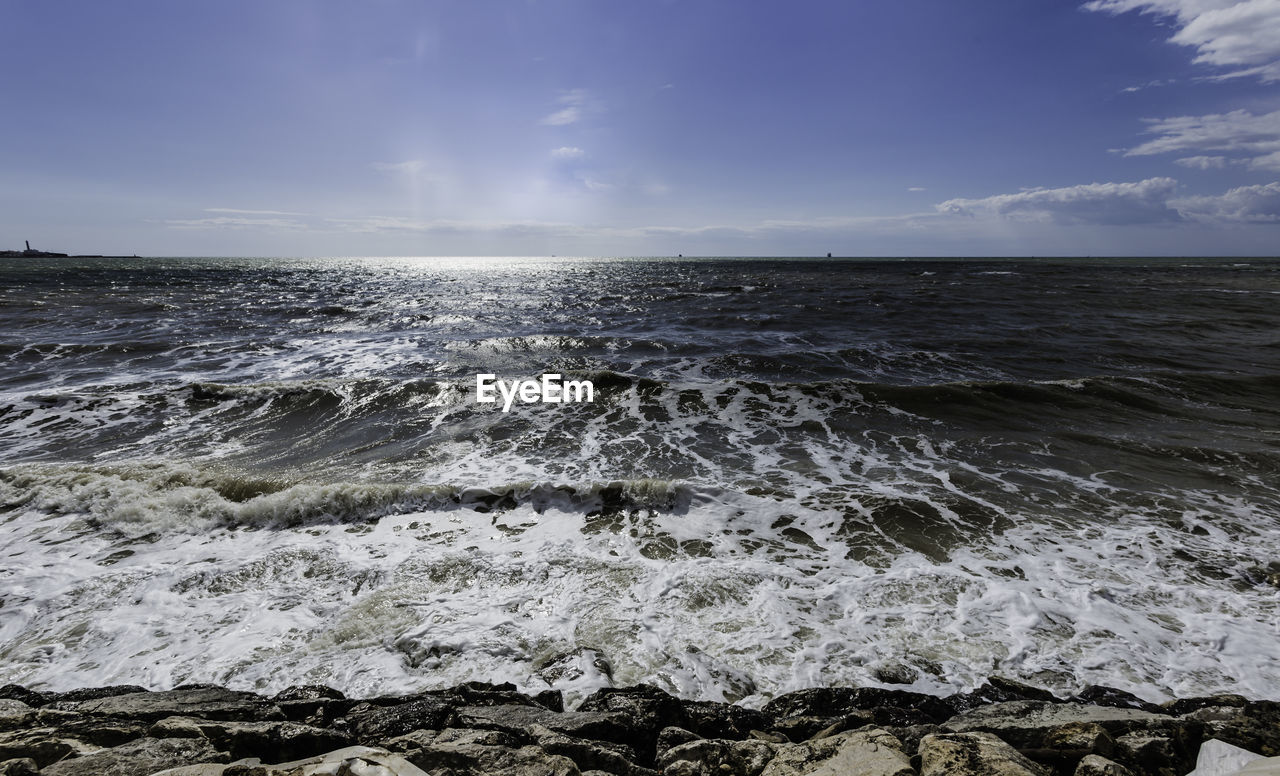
[1,465,1277,706]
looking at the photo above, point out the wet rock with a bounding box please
[147,716,352,761]
[344,696,456,741]
[655,738,776,776]
[870,661,920,686]
[46,685,151,706]
[0,703,33,732]
[1161,695,1248,716]
[40,736,227,776]
[763,727,915,776]
[656,726,702,760]
[682,700,769,740]
[526,723,654,776]
[885,723,941,756]
[0,759,38,776]
[73,688,284,722]
[919,731,1050,776]
[809,712,880,741]
[452,704,633,747]
[1187,701,1280,757]
[1074,754,1136,776]
[764,687,954,725]
[0,719,146,767]
[942,701,1178,748]
[395,732,582,775]
[271,685,347,722]
[0,689,47,709]
[1115,732,1180,775]
[946,678,1060,713]
[1069,686,1161,713]
[577,684,688,759]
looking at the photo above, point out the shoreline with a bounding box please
[1,677,1276,775]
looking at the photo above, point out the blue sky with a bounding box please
[3,0,1279,256]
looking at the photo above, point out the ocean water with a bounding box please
[1,256,1278,706]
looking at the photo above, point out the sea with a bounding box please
[1,256,1277,706]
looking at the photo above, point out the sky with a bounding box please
[2,0,1280,256]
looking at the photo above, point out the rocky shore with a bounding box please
[0,678,1277,775]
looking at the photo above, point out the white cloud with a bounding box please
[1171,180,1280,220]
[204,207,309,216]
[372,160,429,174]
[1124,109,1280,168]
[166,216,307,230]
[539,89,590,126]
[908,186,927,192]
[1083,0,1280,81]
[1174,154,1230,168]
[551,146,585,160]
[935,178,1183,224]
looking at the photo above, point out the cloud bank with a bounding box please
[1084,0,1280,81]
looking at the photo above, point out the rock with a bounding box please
[0,728,104,767]
[271,685,347,722]
[682,700,770,740]
[1194,701,1280,757]
[0,702,34,732]
[394,732,583,775]
[0,759,39,776]
[0,689,48,709]
[526,723,653,776]
[655,738,776,776]
[147,716,353,761]
[656,726,702,760]
[345,696,456,741]
[451,704,633,747]
[946,678,1060,712]
[762,727,915,776]
[576,685,689,759]
[46,685,151,706]
[1187,739,1265,776]
[885,723,941,756]
[763,687,954,725]
[1074,754,1136,776]
[870,661,920,686]
[1162,695,1249,716]
[942,701,1178,747]
[73,688,283,722]
[1115,732,1180,774]
[40,736,227,776]
[809,712,880,741]
[919,732,1050,776]
[1070,686,1162,713]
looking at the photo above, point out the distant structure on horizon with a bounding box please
[1,240,138,258]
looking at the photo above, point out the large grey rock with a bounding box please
[919,732,1050,776]
[525,723,653,776]
[0,703,34,732]
[656,738,777,776]
[1074,754,1136,776]
[396,733,583,775]
[943,701,1177,747]
[0,759,39,776]
[452,704,633,746]
[1187,739,1267,776]
[762,727,915,776]
[344,696,456,741]
[0,728,103,768]
[40,736,226,776]
[148,715,352,760]
[73,688,283,722]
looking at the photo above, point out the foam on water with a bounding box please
[2,461,1277,706]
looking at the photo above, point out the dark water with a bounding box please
[1,256,1278,703]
